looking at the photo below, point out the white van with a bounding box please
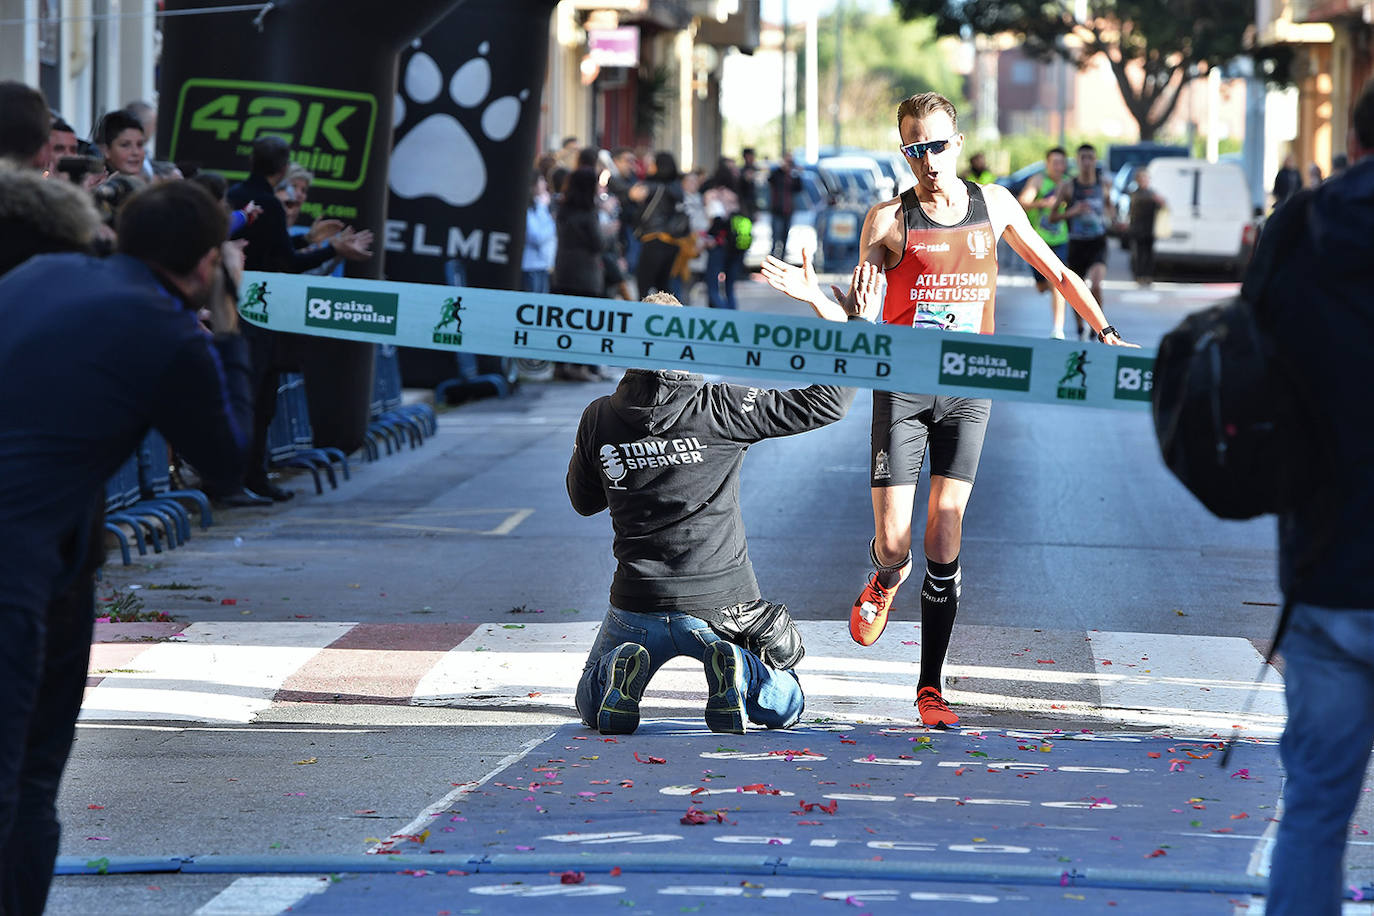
[1146,159,1258,278]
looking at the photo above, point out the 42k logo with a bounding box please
[169,79,378,190]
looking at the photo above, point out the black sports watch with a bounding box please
[1097,325,1119,343]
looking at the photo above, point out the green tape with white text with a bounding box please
[238,271,1158,411]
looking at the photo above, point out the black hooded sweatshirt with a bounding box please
[568,369,855,616]
[1246,155,1374,608]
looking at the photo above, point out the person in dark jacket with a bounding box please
[552,167,605,298]
[1258,78,1374,916]
[0,179,254,916]
[1272,152,1302,210]
[568,266,883,735]
[767,153,803,260]
[552,167,606,381]
[630,151,687,296]
[224,136,371,505]
[1125,167,1166,284]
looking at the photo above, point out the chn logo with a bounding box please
[433,296,465,345]
[242,281,268,314]
[1056,350,1089,401]
[389,43,530,207]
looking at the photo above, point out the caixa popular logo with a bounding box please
[1113,355,1155,401]
[938,341,1032,392]
[304,286,398,336]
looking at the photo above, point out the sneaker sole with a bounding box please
[598,645,650,735]
[704,643,746,735]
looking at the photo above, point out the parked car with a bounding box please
[1105,142,1190,178]
[1146,158,1258,279]
[869,150,916,196]
[995,160,1077,198]
[817,155,887,205]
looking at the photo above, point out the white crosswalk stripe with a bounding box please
[82,620,1285,735]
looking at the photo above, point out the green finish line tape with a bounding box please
[238,271,1157,410]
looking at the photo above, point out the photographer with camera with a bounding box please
[0,177,254,916]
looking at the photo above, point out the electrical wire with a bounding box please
[0,3,270,27]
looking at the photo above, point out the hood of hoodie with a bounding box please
[0,163,101,246]
[608,369,705,436]
[1308,157,1374,270]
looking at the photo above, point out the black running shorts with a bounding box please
[1066,236,1108,279]
[870,391,992,488]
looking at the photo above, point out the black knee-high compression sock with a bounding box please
[870,538,913,589]
[917,556,961,691]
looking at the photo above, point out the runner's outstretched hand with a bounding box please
[761,250,822,305]
[762,249,845,322]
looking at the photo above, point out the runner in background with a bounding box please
[963,151,995,185]
[1053,144,1111,340]
[763,92,1134,727]
[1017,146,1070,338]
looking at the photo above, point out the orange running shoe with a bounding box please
[849,558,911,646]
[916,686,958,727]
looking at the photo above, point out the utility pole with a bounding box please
[780,0,789,159]
[805,0,818,163]
[832,0,842,151]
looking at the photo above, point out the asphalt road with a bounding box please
[46,243,1313,915]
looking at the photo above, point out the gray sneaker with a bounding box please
[597,643,651,735]
[704,641,747,734]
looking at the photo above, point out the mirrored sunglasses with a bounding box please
[900,136,954,160]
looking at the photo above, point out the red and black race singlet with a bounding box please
[882,180,998,334]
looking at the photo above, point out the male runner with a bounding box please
[1054,144,1111,339]
[763,92,1133,727]
[1017,146,1070,338]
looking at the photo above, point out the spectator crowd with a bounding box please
[527,138,763,377]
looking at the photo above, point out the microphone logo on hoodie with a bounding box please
[599,444,628,489]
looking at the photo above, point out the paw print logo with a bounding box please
[389,42,529,208]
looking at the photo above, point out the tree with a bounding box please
[893,0,1255,141]
[813,9,968,148]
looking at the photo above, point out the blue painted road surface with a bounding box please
[295,719,1281,914]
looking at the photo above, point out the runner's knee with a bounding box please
[873,530,912,565]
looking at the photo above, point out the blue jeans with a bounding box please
[575,606,804,730]
[705,248,740,309]
[522,270,550,294]
[1269,603,1374,915]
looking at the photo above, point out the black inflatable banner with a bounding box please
[385,0,560,387]
[159,0,462,451]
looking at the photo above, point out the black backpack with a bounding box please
[1150,192,1316,520]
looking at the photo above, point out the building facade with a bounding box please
[1255,0,1373,185]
